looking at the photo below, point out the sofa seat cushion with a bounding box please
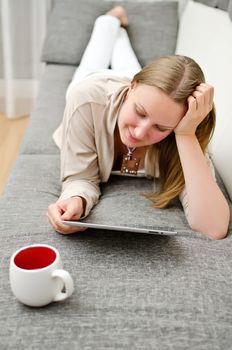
[2,153,230,237]
[176,0,232,201]
[78,175,189,233]
[0,154,61,235]
[1,156,232,349]
[41,0,178,67]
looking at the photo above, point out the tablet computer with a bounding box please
[61,220,177,236]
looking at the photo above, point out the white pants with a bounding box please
[66,15,141,99]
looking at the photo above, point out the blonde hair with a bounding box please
[132,55,216,208]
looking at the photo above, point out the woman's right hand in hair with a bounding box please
[47,197,87,234]
[174,83,214,136]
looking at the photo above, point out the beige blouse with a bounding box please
[53,73,215,218]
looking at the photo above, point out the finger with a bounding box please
[47,203,63,224]
[206,85,214,108]
[197,82,214,94]
[47,209,86,234]
[47,203,70,231]
[47,199,87,234]
[196,84,214,106]
[196,83,210,90]
[61,210,80,221]
[192,90,205,110]
[47,203,68,232]
[58,224,87,235]
[187,95,197,112]
[192,90,204,100]
[57,225,87,235]
[61,199,82,221]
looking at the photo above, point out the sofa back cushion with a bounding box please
[195,0,230,11]
[176,0,232,201]
[229,0,232,19]
[41,0,178,67]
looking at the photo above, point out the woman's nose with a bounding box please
[134,121,150,140]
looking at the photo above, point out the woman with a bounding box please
[47,6,230,239]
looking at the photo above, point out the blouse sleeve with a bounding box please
[179,152,216,217]
[58,98,101,217]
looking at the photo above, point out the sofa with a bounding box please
[1,0,232,349]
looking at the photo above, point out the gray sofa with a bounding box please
[1,1,232,349]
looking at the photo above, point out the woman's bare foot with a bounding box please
[106,6,128,27]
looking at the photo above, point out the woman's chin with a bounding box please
[122,137,138,148]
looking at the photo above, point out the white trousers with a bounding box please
[66,15,141,98]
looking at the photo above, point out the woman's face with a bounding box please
[117,82,186,148]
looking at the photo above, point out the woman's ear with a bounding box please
[126,81,137,97]
[131,80,137,90]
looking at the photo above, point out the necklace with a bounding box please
[120,147,140,175]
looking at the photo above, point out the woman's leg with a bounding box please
[111,27,141,79]
[74,16,120,76]
[66,15,120,98]
[77,6,128,74]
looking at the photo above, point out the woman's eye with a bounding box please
[153,124,167,132]
[136,109,146,118]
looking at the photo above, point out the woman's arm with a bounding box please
[175,83,230,239]
[48,91,102,234]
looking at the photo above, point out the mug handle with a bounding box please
[51,269,74,302]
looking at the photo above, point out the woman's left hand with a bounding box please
[174,83,214,136]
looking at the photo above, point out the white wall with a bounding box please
[0,0,52,117]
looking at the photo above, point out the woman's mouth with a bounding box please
[127,128,141,146]
[127,128,141,144]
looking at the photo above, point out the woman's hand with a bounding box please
[47,197,87,234]
[174,83,214,136]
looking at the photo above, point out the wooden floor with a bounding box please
[0,113,29,194]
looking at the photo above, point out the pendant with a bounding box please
[120,147,140,175]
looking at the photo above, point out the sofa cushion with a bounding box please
[176,0,232,202]
[41,0,178,67]
[229,0,232,19]
[195,0,230,11]
[1,154,230,237]
[1,157,232,349]
[77,172,231,234]
[80,175,188,233]
[0,154,61,235]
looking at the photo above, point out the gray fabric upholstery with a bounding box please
[20,64,75,155]
[1,154,232,349]
[1,154,232,350]
[0,154,60,234]
[1,151,230,236]
[195,0,232,19]
[229,0,232,19]
[195,0,230,11]
[81,175,188,232]
[2,233,232,350]
[114,1,178,65]
[85,173,231,234]
[1,1,232,349]
[41,0,178,66]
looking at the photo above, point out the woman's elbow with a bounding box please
[189,217,230,240]
[200,227,228,240]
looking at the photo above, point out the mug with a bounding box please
[9,244,74,307]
